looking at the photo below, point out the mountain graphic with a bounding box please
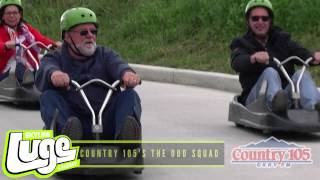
[240,137,301,148]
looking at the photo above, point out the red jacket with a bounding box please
[0,23,54,72]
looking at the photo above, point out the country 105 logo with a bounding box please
[2,130,80,178]
[231,137,312,168]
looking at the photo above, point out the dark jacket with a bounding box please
[35,43,132,114]
[230,26,312,104]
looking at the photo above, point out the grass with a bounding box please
[23,0,320,82]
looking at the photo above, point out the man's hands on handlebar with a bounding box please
[50,70,141,89]
[250,51,270,65]
[51,71,70,88]
[312,52,320,65]
[250,51,320,65]
[122,71,141,88]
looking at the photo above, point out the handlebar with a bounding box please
[273,56,313,67]
[70,79,121,138]
[72,79,119,91]
[272,56,314,108]
[16,41,53,70]
[17,41,51,51]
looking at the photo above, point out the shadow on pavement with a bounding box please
[0,101,40,110]
[230,124,320,142]
[55,173,141,180]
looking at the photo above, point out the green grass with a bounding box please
[23,0,320,81]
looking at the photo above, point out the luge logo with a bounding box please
[231,137,312,168]
[2,130,80,178]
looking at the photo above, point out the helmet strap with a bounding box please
[66,32,91,58]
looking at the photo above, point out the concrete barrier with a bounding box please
[130,64,241,93]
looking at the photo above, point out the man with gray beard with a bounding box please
[35,7,142,141]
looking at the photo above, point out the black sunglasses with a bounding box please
[250,16,270,22]
[72,29,98,36]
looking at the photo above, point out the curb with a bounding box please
[130,64,241,93]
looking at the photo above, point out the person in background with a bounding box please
[0,0,61,86]
[230,0,320,113]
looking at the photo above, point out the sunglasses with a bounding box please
[250,16,270,22]
[71,29,98,36]
[4,11,20,16]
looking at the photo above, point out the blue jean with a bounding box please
[0,70,10,81]
[246,67,320,110]
[40,89,142,140]
[0,63,28,84]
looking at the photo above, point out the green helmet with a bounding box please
[245,0,273,18]
[60,7,98,35]
[0,0,22,11]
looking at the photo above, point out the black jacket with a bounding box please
[230,26,312,104]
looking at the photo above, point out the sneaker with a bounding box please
[21,69,34,86]
[61,116,83,140]
[118,116,141,140]
[271,90,288,113]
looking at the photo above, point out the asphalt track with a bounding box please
[0,81,319,180]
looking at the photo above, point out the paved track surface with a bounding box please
[0,81,319,180]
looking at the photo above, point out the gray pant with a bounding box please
[246,67,320,110]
